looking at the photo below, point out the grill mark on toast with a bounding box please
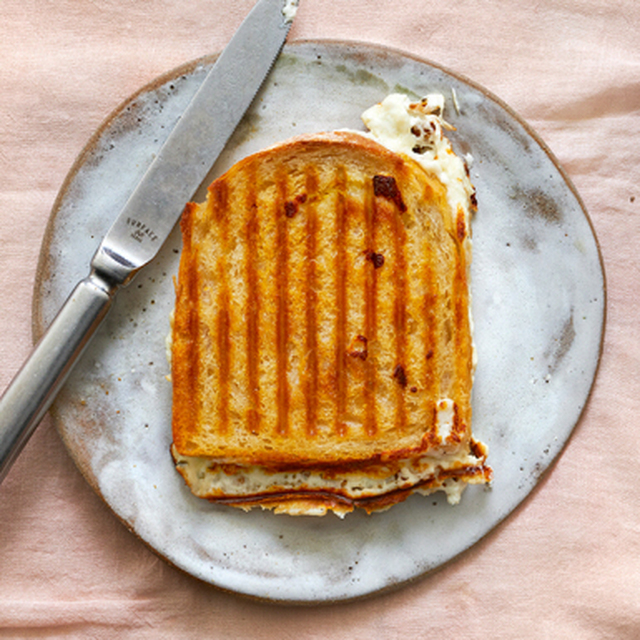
[393,189,408,433]
[313,165,337,438]
[305,169,319,437]
[364,181,378,437]
[452,237,470,431]
[174,203,200,450]
[245,162,260,434]
[216,299,231,435]
[335,167,348,438]
[211,182,230,435]
[422,257,438,432]
[343,174,367,439]
[275,170,290,436]
[422,187,441,434]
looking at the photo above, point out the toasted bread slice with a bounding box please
[171,120,490,515]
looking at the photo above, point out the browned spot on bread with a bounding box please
[365,250,385,269]
[373,174,407,212]
[393,364,408,388]
[347,334,368,361]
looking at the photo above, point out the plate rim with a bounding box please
[30,38,607,604]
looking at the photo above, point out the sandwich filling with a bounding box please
[170,93,490,516]
[172,444,486,508]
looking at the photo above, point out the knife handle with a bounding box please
[0,272,116,484]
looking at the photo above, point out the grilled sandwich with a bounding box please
[171,94,491,516]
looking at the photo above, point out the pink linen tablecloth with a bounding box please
[0,0,637,637]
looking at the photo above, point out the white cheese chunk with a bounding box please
[282,0,299,23]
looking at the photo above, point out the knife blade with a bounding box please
[0,0,299,483]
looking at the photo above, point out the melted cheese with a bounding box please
[435,398,455,441]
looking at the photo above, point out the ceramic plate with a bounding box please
[33,41,605,603]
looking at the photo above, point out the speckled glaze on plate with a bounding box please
[33,41,605,603]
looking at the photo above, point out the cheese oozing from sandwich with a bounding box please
[170,93,491,517]
[359,93,476,235]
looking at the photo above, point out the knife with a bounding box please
[0,0,299,484]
